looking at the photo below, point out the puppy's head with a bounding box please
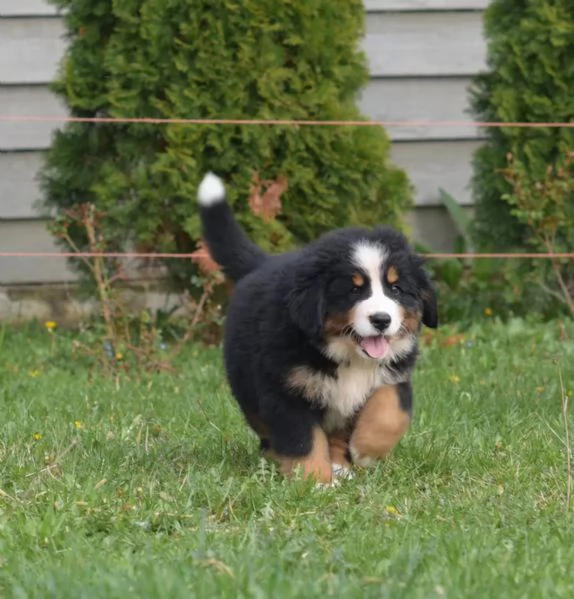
[287,226,437,362]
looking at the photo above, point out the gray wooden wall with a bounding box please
[0,0,489,286]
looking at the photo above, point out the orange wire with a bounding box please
[2,251,574,260]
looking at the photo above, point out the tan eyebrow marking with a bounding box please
[386,266,399,284]
[352,273,365,287]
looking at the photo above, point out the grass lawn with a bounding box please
[1,318,573,598]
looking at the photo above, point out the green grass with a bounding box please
[1,318,573,598]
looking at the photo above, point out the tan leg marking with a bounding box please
[328,428,356,480]
[328,428,352,469]
[265,427,333,484]
[349,386,411,468]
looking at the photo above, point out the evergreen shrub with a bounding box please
[41,0,411,289]
[470,0,574,248]
[468,0,574,318]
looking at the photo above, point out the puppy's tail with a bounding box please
[197,172,268,282]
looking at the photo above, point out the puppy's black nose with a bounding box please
[369,312,391,332]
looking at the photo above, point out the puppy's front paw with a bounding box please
[331,462,355,481]
[349,446,378,468]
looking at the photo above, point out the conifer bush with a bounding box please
[469,0,574,249]
[41,0,411,289]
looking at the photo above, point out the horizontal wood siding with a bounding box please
[0,220,75,283]
[0,0,488,284]
[0,18,66,84]
[0,0,60,16]
[0,141,479,233]
[364,1,488,10]
[0,86,66,151]
[392,141,481,207]
[1,77,479,152]
[0,210,469,285]
[0,13,486,84]
[364,12,485,77]
[0,152,47,219]
[0,0,489,17]
[358,77,478,141]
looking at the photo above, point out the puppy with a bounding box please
[197,173,437,484]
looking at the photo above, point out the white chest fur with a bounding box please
[322,360,384,432]
[287,359,399,433]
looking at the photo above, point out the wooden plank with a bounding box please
[358,77,480,141]
[0,140,482,223]
[0,0,489,16]
[391,139,483,207]
[0,152,47,219]
[0,219,76,284]
[363,11,486,76]
[0,86,67,150]
[0,12,486,84]
[365,0,489,10]
[1,0,489,17]
[0,0,60,17]
[0,209,469,285]
[0,210,466,284]
[0,18,66,84]
[0,0,489,17]
[0,78,479,152]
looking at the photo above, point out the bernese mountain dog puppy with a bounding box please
[197,172,438,484]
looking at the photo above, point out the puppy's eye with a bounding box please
[390,284,401,295]
[351,285,363,294]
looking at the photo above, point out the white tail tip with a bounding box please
[197,172,225,207]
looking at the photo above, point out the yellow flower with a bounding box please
[115,352,123,361]
[484,308,493,317]
[44,321,57,331]
[385,505,400,516]
[448,374,461,384]
[74,420,85,430]
[33,432,42,441]
[28,369,42,378]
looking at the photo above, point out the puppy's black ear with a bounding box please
[421,285,438,329]
[413,255,438,329]
[287,259,326,340]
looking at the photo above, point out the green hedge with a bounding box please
[469,0,574,250]
[41,0,412,289]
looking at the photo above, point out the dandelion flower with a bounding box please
[448,374,461,384]
[74,420,85,430]
[483,308,493,317]
[44,321,57,331]
[33,432,42,441]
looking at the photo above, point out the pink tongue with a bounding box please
[360,336,389,359]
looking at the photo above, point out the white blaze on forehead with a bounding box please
[352,243,385,279]
[351,241,402,338]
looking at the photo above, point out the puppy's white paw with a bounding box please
[349,447,377,469]
[314,481,334,490]
[332,463,355,481]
